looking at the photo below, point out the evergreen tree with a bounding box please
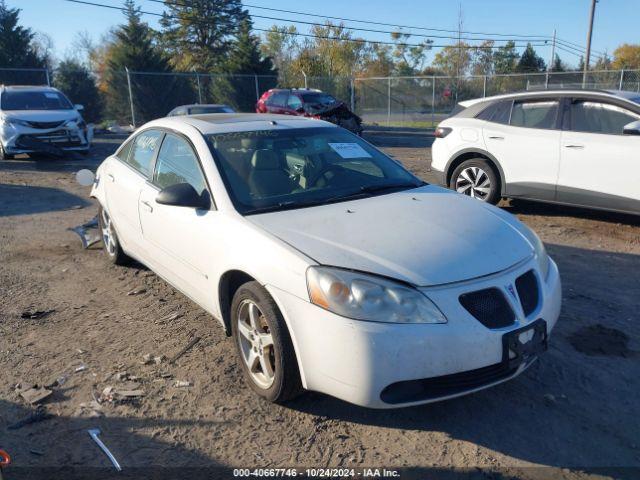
[550,53,566,72]
[0,0,46,84]
[54,59,102,123]
[160,0,248,71]
[517,43,546,73]
[211,19,277,111]
[493,41,520,74]
[103,1,192,124]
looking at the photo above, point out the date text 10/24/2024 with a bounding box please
[233,468,401,478]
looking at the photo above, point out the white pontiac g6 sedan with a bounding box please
[91,113,562,408]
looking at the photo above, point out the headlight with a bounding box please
[522,227,550,280]
[306,266,447,324]
[4,117,30,127]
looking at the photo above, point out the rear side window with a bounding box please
[568,100,640,135]
[266,91,288,107]
[128,129,163,176]
[116,139,133,162]
[287,94,303,110]
[510,100,559,129]
[153,134,207,195]
[477,100,511,124]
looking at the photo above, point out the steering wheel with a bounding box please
[309,164,345,187]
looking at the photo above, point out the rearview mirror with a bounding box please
[623,120,640,136]
[74,104,85,111]
[156,183,210,209]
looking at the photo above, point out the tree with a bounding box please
[54,59,102,123]
[593,52,612,70]
[211,19,277,111]
[103,1,192,124]
[261,25,299,83]
[550,53,566,72]
[432,43,472,77]
[612,44,640,70]
[390,30,433,75]
[472,41,495,76]
[493,41,519,74]
[0,0,46,79]
[517,43,545,73]
[160,0,248,71]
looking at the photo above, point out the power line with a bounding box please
[62,0,549,50]
[242,2,555,40]
[146,0,550,44]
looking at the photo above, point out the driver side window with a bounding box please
[153,133,207,195]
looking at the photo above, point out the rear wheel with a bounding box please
[450,159,501,205]
[231,281,302,403]
[98,205,130,265]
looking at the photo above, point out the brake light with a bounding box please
[434,127,452,138]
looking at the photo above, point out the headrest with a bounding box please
[251,149,279,170]
[240,137,258,150]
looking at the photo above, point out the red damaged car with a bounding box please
[256,88,363,135]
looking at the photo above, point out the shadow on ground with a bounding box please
[0,183,90,217]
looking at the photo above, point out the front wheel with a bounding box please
[450,159,501,205]
[231,281,302,403]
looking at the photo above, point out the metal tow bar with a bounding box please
[88,428,122,471]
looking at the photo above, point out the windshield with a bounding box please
[301,93,338,107]
[0,90,73,111]
[206,127,423,214]
[189,105,235,114]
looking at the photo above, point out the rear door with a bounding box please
[264,91,289,114]
[104,129,163,254]
[286,93,304,115]
[482,97,562,201]
[558,97,640,212]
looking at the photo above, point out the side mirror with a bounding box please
[74,104,85,111]
[623,120,640,136]
[156,183,210,209]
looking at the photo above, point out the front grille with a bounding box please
[460,288,515,329]
[380,361,518,404]
[516,270,539,317]
[27,120,65,129]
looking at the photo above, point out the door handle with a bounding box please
[564,144,584,149]
[107,173,115,182]
[488,136,504,140]
[140,200,153,213]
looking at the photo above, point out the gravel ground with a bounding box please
[0,132,639,480]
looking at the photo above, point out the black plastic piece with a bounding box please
[515,270,539,317]
[459,288,515,329]
[155,183,210,209]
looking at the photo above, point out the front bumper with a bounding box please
[267,257,561,409]
[1,123,93,154]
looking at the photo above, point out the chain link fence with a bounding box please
[2,67,639,128]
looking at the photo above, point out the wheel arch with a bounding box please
[218,269,257,336]
[445,148,506,195]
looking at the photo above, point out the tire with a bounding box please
[97,205,130,265]
[450,158,501,205]
[0,144,13,160]
[231,281,302,403]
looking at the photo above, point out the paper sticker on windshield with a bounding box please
[44,93,59,99]
[328,143,372,159]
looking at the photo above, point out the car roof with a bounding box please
[458,89,639,108]
[173,104,231,109]
[0,85,59,92]
[147,113,336,135]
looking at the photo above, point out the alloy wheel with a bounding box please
[101,209,117,256]
[455,166,492,201]
[236,299,276,389]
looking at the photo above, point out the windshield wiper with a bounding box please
[358,181,424,194]
[243,199,325,215]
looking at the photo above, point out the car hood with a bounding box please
[248,185,534,286]
[2,109,80,122]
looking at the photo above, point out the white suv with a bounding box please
[431,89,640,215]
[0,85,93,159]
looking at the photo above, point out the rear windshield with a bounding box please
[189,105,235,114]
[206,127,423,214]
[1,90,73,110]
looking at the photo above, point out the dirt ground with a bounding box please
[1,131,639,480]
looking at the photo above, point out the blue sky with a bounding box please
[12,0,638,69]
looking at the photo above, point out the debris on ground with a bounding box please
[174,380,192,388]
[88,428,122,471]
[76,401,103,418]
[17,385,52,405]
[75,364,87,373]
[68,216,101,249]
[127,288,147,296]
[29,449,45,456]
[44,374,68,389]
[169,336,201,364]
[20,309,55,320]
[8,406,53,430]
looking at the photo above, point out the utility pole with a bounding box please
[583,0,597,87]
[546,29,556,88]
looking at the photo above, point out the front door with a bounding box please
[138,132,218,309]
